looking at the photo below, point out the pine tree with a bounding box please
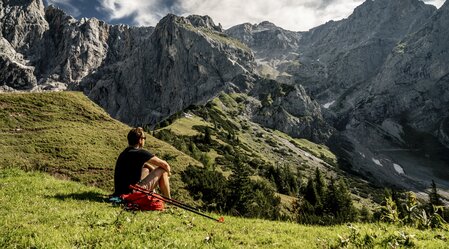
[204,127,212,144]
[226,160,281,219]
[335,178,357,222]
[429,180,443,206]
[324,177,339,215]
[314,168,326,203]
[303,177,319,206]
[225,157,255,216]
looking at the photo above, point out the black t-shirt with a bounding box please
[113,147,154,196]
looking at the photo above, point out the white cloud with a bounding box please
[423,0,445,8]
[178,0,364,31]
[97,0,445,31]
[97,0,174,26]
[47,0,81,17]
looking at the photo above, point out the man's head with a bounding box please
[127,127,146,148]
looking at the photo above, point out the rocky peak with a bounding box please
[186,14,223,32]
[226,21,302,56]
[256,21,277,29]
[303,0,436,57]
[45,5,76,24]
[83,13,255,126]
[319,0,449,190]
[350,0,436,36]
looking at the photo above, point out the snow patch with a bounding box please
[323,101,335,109]
[359,152,366,158]
[372,158,383,167]
[393,164,405,174]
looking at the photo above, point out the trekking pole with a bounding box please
[129,184,224,223]
[130,184,210,216]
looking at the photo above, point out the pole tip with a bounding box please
[218,216,224,223]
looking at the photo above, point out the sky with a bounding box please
[43,0,446,31]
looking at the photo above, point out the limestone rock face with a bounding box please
[226,21,303,81]
[322,1,449,190]
[296,0,436,101]
[250,79,334,143]
[0,0,48,54]
[83,14,255,126]
[227,0,449,190]
[343,0,449,168]
[35,7,110,85]
[0,0,47,89]
[0,37,36,89]
[226,21,302,57]
[363,1,449,130]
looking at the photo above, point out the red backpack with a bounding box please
[120,192,165,211]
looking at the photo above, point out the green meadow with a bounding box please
[1,92,448,248]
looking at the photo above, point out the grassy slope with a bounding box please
[0,92,200,198]
[158,93,379,209]
[1,92,448,248]
[1,169,448,249]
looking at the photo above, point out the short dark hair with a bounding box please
[127,127,145,146]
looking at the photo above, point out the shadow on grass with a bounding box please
[51,191,109,203]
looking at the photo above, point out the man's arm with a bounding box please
[147,156,171,175]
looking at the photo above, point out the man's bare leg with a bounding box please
[159,171,170,198]
[139,167,170,198]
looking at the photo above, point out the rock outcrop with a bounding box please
[83,14,255,126]
[0,0,48,89]
[250,78,333,143]
[0,0,48,53]
[226,21,302,57]
[0,37,37,89]
[227,0,449,190]
[0,0,327,144]
[226,21,302,81]
[296,0,436,101]
[330,0,449,185]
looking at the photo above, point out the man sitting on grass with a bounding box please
[113,127,171,198]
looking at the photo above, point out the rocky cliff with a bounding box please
[227,0,449,191]
[0,0,254,125]
[83,14,255,125]
[338,0,449,188]
[0,0,328,144]
[249,78,333,142]
[0,0,47,90]
[225,21,303,81]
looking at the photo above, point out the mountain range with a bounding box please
[1,0,448,197]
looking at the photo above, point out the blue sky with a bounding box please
[43,0,445,31]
